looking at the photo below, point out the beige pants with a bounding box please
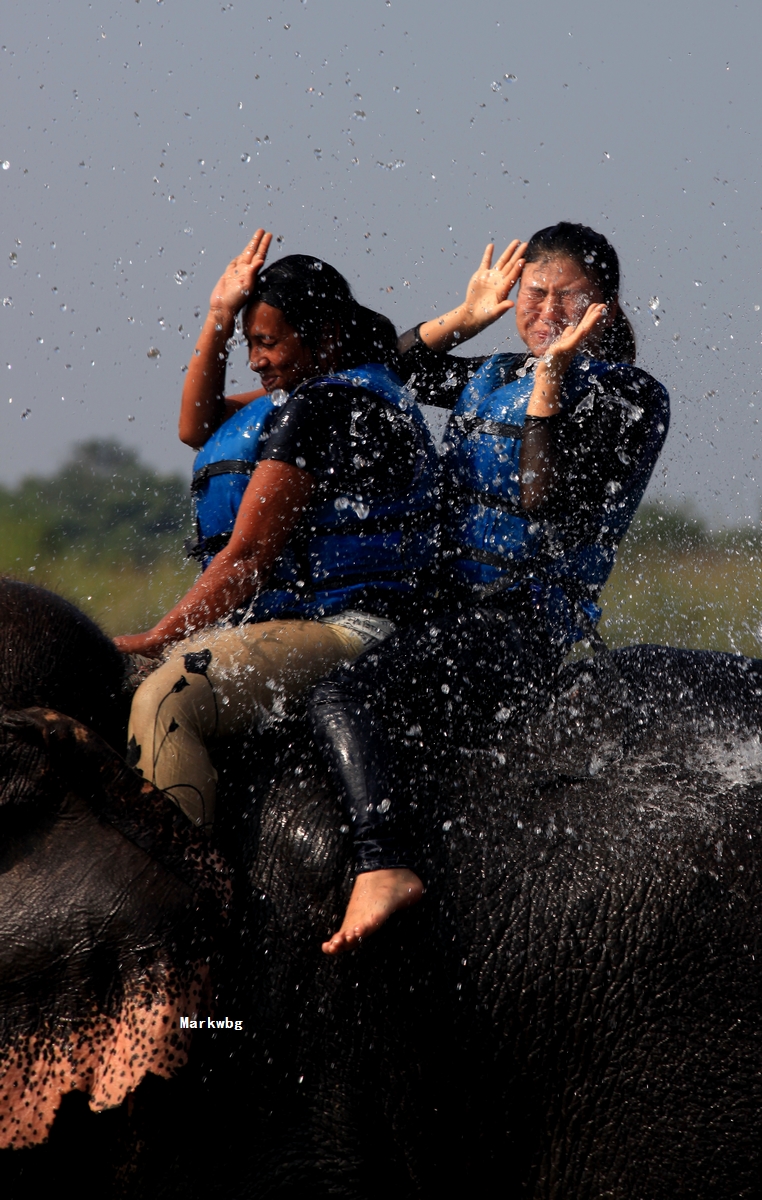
[128,613,394,827]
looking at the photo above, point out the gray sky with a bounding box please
[2,0,760,525]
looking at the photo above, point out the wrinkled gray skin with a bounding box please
[189,644,762,1200]
[0,584,760,1198]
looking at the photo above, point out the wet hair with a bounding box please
[524,222,637,364]
[244,254,400,372]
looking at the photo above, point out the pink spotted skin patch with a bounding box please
[0,964,209,1149]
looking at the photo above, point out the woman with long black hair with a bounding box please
[116,231,441,828]
[309,222,670,953]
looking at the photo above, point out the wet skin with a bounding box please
[243,302,319,395]
[321,868,425,955]
[514,255,610,358]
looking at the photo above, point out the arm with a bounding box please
[536,371,667,534]
[178,229,272,449]
[397,331,490,408]
[114,460,314,657]
[519,301,608,512]
[417,240,527,353]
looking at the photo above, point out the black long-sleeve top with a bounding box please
[396,328,669,547]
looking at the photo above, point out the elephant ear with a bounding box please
[0,706,58,808]
[0,704,229,905]
[0,705,230,1151]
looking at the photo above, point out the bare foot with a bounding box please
[322,868,424,955]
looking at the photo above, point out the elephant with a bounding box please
[0,580,227,1193]
[180,643,762,1199]
[1,580,761,1199]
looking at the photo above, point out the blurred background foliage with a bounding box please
[0,440,197,634]
[0,438,761,655]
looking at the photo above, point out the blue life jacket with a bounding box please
[443,353,669,647]
[188,363,440,621]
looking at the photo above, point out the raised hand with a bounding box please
[179,229,273,450]
[209,228,273,322]
[418,239,527,353]
[539,302,609,375]
[526,301,609,417]
[459,239,528,335]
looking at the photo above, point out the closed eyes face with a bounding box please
[515,255,606,356]
[244,301,316,394]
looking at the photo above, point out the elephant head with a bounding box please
[0,581,228,1166]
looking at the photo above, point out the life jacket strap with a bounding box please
[191,459,256,493]
[452,413,524,439]
[455,488,524,516]
[455,545,522,570]
[459,559,609,654]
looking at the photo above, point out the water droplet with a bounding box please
[174,269,188,284]
[2,298,10,307]
[21,407,31,419]
[36,337,43,344]
[167,194,175,203]
[1,161,9,170]
[441,683,450,694]
[442,819,452,831]
[504,72,517,81]
[313,148,322,159]
[147,347,160,358]
[755,304,760,311]
[241,153,250,163]
[491,81,501,91]
[694,280,703,287]
[271,389,289,407]
[128,414,135,421]
[8,252,17,266]
[352,111,366,120]
[648,296,659,310]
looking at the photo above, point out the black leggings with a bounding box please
[308,601,562,874]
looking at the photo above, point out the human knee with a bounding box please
[129,659,214,743]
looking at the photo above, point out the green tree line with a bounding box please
[0,438,760,654]
[0,440,191,568]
